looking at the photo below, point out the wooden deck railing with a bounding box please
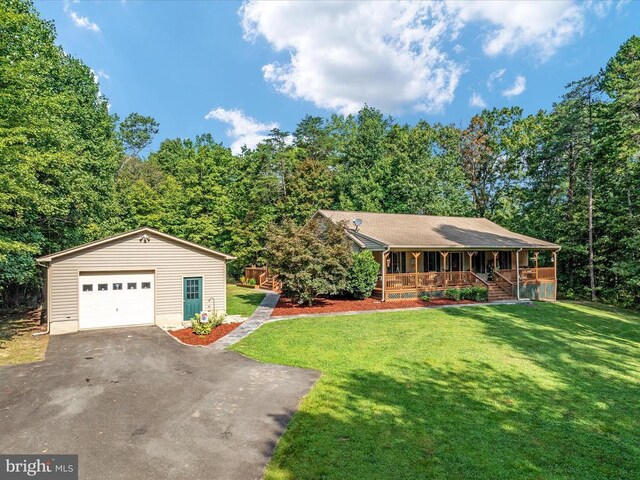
[244,266,268,286]
[384,271,484,290]
[496,267,555,282]
[494,271,514,295]
[383,267,554,292]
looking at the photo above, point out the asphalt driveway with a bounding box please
[0,327,319,480]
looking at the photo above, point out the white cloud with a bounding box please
[204,108,277,154]
[239,1,610,115]
[453,1,584,60]
[240,1,463,115]
[486,68,506,90]
[63,1,100,32]
[502,75,526,97]
[91,69,110,82]
[469,92,487,108]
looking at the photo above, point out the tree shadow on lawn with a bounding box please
[441,302,640,389]
[267,303,640,480]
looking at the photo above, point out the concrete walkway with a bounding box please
[211,291,281,349]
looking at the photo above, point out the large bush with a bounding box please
[445,286,488,302]
[347,251,380,299]
[266,219,353,305]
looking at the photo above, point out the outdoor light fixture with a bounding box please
[138,234,151,243]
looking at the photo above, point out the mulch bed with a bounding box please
[169,322,243,346]
[271,296,475,316]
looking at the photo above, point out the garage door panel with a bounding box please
[79,272,154,329]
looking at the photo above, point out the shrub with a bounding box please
[191,311,226,336]
[346,251,380,299]
[248,278,256,286]
[445,286,488,302]
[191,313,212,335]
[420,294,431,302]
[445,288,462,301]
[239,276,247,284]
[266,219,353,306]
[472,286,489,302]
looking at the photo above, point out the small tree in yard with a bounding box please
[347,251,380,299]
[267,219,353,305]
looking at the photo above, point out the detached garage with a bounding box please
[37,228,235,335]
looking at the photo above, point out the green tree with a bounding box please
[459,107,531,219]
[335,106,391,211]
[266,219,352,305]
[346,250,380,299]
[0,0,121,306]
[119,113,159,158]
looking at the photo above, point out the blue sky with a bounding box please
[36,1,639,154]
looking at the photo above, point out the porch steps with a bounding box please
[487,282,515,301]
[261,276,281,292]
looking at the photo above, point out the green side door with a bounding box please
[183,277,203,320]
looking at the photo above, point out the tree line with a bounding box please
[1,0,638,308]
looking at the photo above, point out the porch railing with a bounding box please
[494,271,514,295]
[384,271,483,290]
[500,267,555,281]
[244,266,268,286]
[383,268,554,291]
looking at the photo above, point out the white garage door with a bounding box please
[79,272,154,329]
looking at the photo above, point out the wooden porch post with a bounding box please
[412,252,420,289]
[552,250,558,279]
[440,251,449,286]
[467,251,475,273]
[382,251,389,302]
[492,251,499,273]
[534,251,540,280]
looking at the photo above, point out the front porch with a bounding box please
[373,249,558,302]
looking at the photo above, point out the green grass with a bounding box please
[232,302,640,480]
[226,284,266,317]
[0,309,48,366]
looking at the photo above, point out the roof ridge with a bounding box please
[319,209,488,220]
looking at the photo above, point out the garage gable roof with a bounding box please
[37,227,236,262]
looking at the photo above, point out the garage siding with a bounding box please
[48,233,227,329]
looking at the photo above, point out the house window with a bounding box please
[387,252,407,273]
[113,283,123,291]
[82,284,93,292]
[423,252,441,272]
[141,282,151,289]
[127,282,137,290]
[97,284,108,291]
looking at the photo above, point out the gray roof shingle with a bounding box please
[317,210,559,250]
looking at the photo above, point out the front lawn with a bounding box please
[226,284,266,317]
[0,309,48,366]
[232,302,640,480]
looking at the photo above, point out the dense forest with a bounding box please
[1,0,639,308]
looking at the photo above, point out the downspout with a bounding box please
[33,260,50,336]
[515,248,522,301]
[381,246,390,302]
